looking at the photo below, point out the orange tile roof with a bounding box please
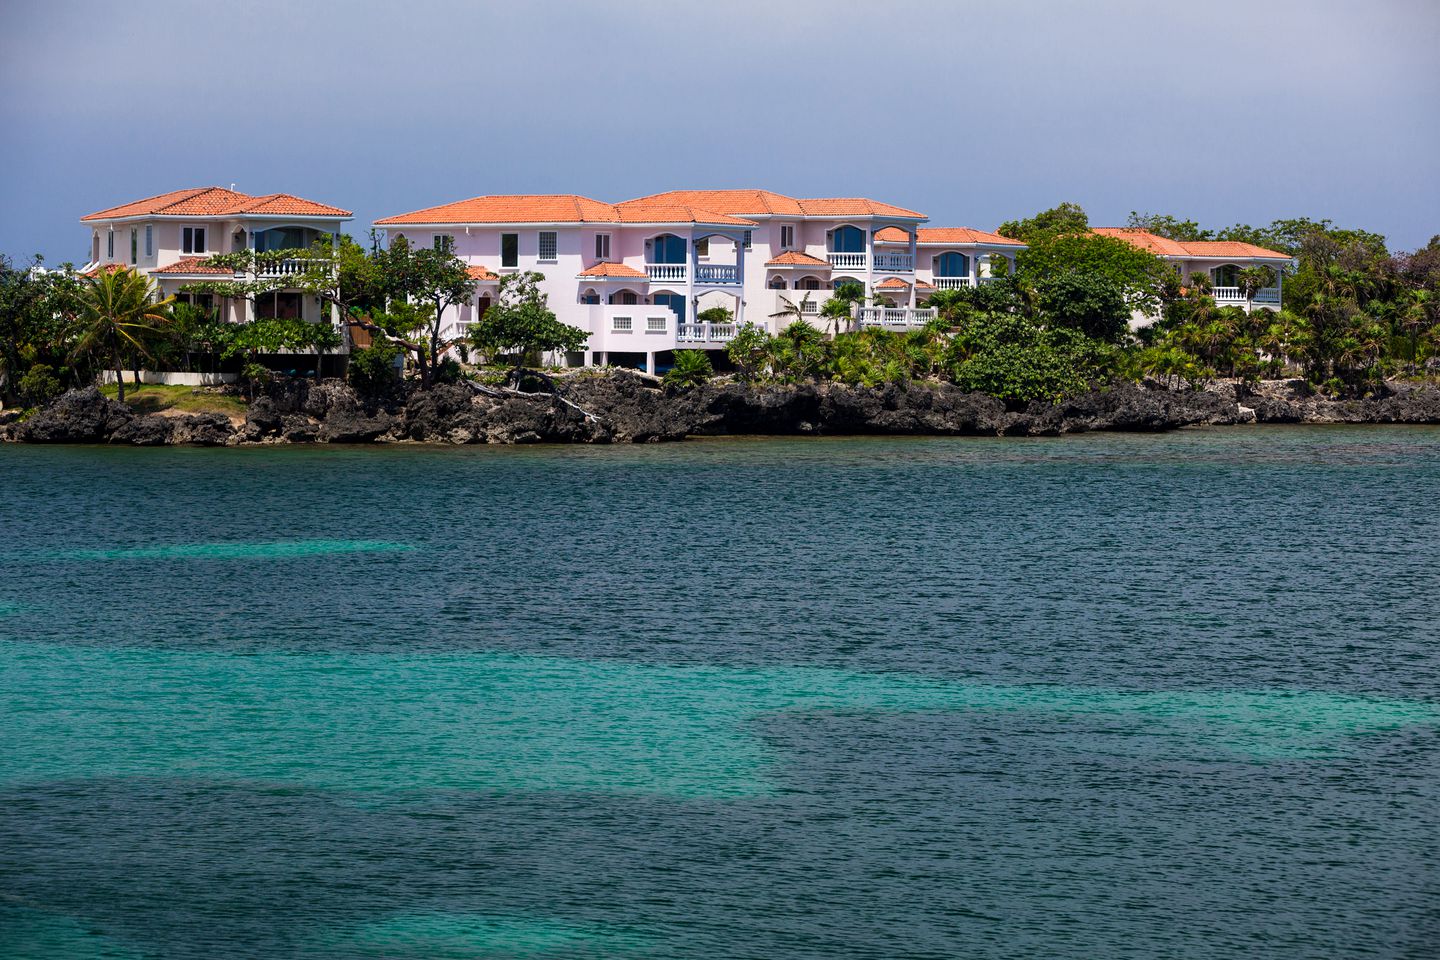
[611,203,755,226]
[621,190,925,219]
[151,257,234,276]
[876,277,911,289]
[377,194,617,225]
[876,226,1024,246]
[467,265,498,281]
[796,198,926,219]
[577,262,647,278]
[377,194,752,227]
[82,262,133,276]
[82,186,350,221]
[1093,228,1289,260]
[765,250,831,267]
[915,279,935,288]
[622,189,807,216]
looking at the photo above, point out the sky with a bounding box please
[2,0,1438,264]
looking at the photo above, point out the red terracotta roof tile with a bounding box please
[796,198,925,219]
[82,262,132,276]
[1093,228,1289,260]
[765,250,831,267]
[876,277,911,289]
[151,257,234,276]
[577,262,647,278]
[877,226,1024,246]
[467,265,498,281]
[378,194,753,227]
[82,186,350,221]
[611,203,755,226]
[621,190,807,217]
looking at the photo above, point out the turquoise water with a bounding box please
[2,431,1439,958]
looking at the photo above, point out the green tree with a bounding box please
[70,266,173,403]
[998,202,1089,243]
[1034,271,1131,343]
[1125,212,1214,241]
[1237,265,1277,312]
[1017,232,1167,316]
[726,322,773,381]
[467,271,587,369]
[382,237,477,387]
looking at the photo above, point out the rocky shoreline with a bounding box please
[5,374,1440,446]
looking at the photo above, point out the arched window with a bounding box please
[653,292,686,322]
[934,252,969,277]
[580,289,600,305]
[832,276,861,291]
[255,227,308,252]
[608,289,638,305]
[648,234,686,264]
[1212,264,1241,288]
[768,274,786,289]
[797,276,822,290]
[829,225,865,253]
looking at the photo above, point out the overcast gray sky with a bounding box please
[3,0,1437,264]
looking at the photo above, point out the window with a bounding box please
[538,231,557,262]
[652,292,686,322]
[780,225,795,250]
[580,289,600,305]
[433,234,454,252]
[1212,264,1240,287]
[144,225,153,258]
[595,233,611,261]
[768,275,786,289]
[934,252,969,277]
[743,230,752,250]
[696,238,709,259]
[254,227,303,252]
[609,289,638,305]
[649,234,686,264]
[501,233,519,268]
[106,229,114,259]
[798,276,822,290]
[612,316,633,332]
[830,225,864,253]
[183,227,207,255]
[257,290,304,320]
[646,316,667,333]
[130,229,138,264]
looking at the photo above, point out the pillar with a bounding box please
[865,225,875,299]
[907,228,918,307]
[646,350,656,376]
[969,250,979,287]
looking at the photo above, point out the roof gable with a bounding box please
[1093,228,1289,260]
[82,186,351,221]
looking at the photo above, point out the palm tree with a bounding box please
[819,296,852,337]
[1237,266,1276,312]
[70,266,173,403]
[769,292,813,328]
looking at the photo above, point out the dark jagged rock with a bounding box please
[171,413,234,446]
[110,415,174,446]
[318,409,395,444]
[280,415,319,443]
[15,387,133,443]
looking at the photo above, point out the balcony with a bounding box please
[871,252,913,273]
[827,252,866,270]
[932,276,975,290]
[855,306,938,330]
[1214,286,1281,307]
[646,263,686,283]
[694,263,740,284]
[677,321,739,343]
[258,258,311,278]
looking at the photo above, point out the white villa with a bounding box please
[80,187,352,329]
[1093,228,1292,323]
[374,189,1026,371]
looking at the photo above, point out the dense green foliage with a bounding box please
[663,349,714,389]
[347,338,404,398]
[467,271,588,366]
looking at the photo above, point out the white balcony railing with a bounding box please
[694,263,740,284]
[646,263,686,283]
[932,276,975,290]
[258,258,310,278]
[827,252,866,270]
[872,252,914,273]
[1214,286,1281,305]
[855,306,938,329]
[677,321,739,343]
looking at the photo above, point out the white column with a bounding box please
[907,228,918,307]
[686,228,696,326]
[646,350,656,375]
[583,350,593,367]
[865,225,874,298]
[735,230,747,328]
[969,250,979,287]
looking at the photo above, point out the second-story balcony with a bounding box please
[677,320,739,343]
[823,252,915,273]
[644,263,742,285]
[855,305,938,330]
[932,276,975,290]
[1214,286,1281,307]
[257,258,312,278]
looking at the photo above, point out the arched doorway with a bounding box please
[829,225,865,253]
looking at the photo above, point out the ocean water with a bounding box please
[1,430,1438,959]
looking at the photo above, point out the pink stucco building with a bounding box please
[375,189,1025,370]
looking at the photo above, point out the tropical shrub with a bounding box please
[347,338,403,398]
[17,362,62,406]
[947,313,1110,403]
[663,349,713,389]
[726,322,773,381]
